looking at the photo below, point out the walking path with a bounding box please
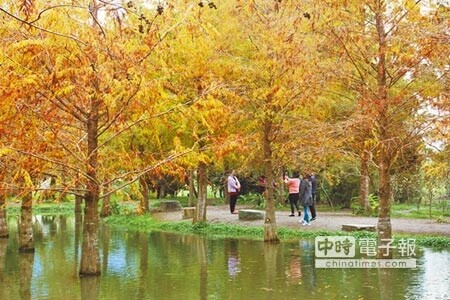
[154,205,450,237]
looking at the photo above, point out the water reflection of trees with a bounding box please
[2,216,441,299]
[136,233,149,300]
[101,224,110,274]
[19,252,34,300]
[263,243,279,298]
[285,253,302,285]
[0,239,8,298]
[74,212,83,276]
[197,235,208,300]
[80,276,100,299]
[32,215,72,238]
[0,195,8,238]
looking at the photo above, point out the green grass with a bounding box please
[6,202,76,215]
[391,203,450,220]
[104,214,450,249]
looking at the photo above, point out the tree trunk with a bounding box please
[75,194,83,214]
[100,183,112,218]
[188,169,197,207]
[276,168,286,205]
[18,192,34,252]
[359,149,371,212]
[264,182,279,243]
[80,192,101,276]
[0,191,8,238]
[194,162,207,223]
[377,157,392,258]
[263,121,279,243]
[138,176,150,214]
[375,2,393,259]
[79,97,101,276]
[428,188,433,219]
[100,196,112,218]
[223,164,229,205]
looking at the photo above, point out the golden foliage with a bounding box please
[20,0,35,20]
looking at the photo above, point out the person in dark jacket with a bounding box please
[309,173,317,221]
[299,174,313,226]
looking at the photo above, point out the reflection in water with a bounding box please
[378,268,394,300]
[80,276,100,300]
[74,213,83,276]
[101,224,111,274]
[299,240,317,290]
[263,243,279,293]
[19,252,34,300]
[197,235,208,300]
[0,238,6,265]
[0,238,7,280]
[286,254,302,285]
[226,239,241,278]
[1,216,449,300]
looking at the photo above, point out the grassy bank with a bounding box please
[5,200,449,248]
[104,215,450,249]
[6,202,75,215]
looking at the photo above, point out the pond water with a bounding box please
[0,215,449,300]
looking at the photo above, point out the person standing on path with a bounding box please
[227,170,241,214]
[309,173,317,221]
[283,171,302,217]
[299,174,313,226]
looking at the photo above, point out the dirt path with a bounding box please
[153,204,450,237]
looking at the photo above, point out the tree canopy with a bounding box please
[0,0,448,272]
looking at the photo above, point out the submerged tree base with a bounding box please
[263,222,280,243]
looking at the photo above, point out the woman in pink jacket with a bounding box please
[283,171,301,217]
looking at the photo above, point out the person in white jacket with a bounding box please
[227,170,241,214]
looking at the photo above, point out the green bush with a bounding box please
[351,194,379,216]
[238,192,265,208]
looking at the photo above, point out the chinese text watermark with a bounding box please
[314,236,417,269]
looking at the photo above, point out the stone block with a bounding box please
[342,224,376,232]
[238,209,264,221]
[182,207,196,219]
[158,200,182,212]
